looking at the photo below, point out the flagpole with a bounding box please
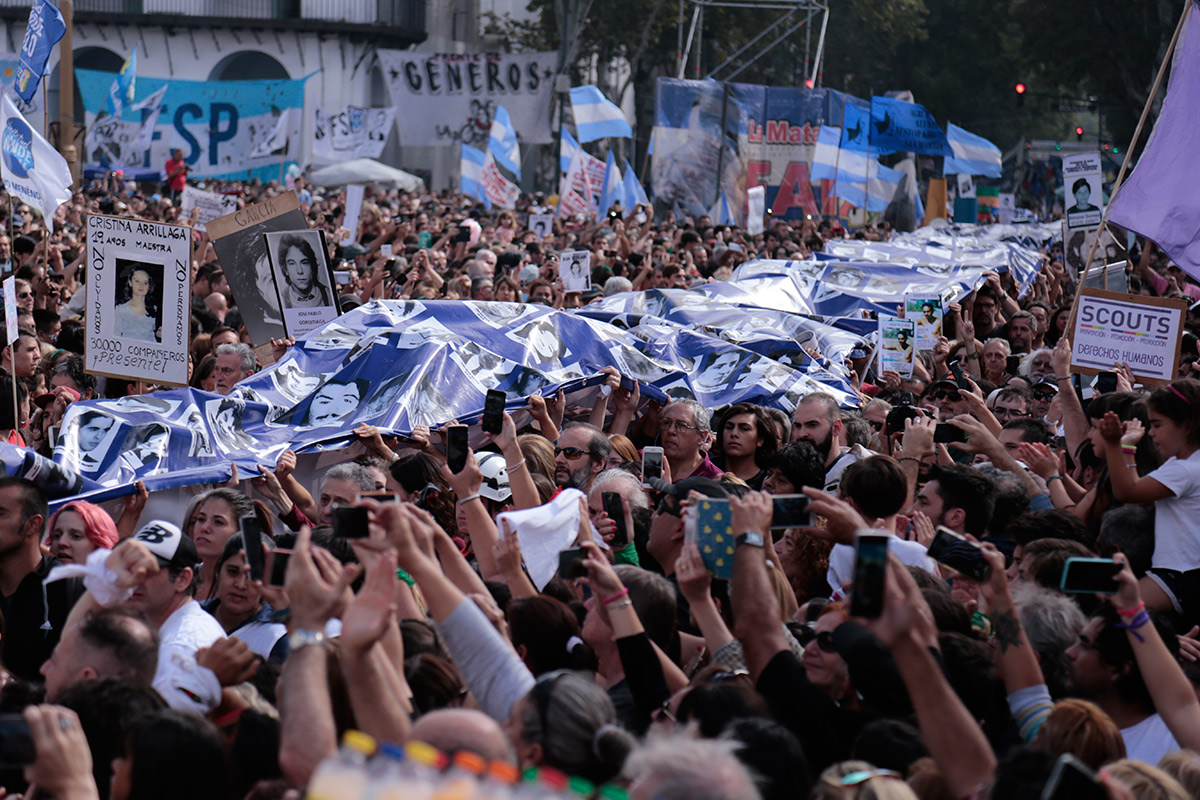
[1067,0,1192,330]
[831,104,845,221]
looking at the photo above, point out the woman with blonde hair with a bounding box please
[1104,759,1189,800]
[1157,751,1200,800]
[813,760,919,800]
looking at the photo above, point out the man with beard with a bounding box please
[554,422,611,493]
[790,393,861,492]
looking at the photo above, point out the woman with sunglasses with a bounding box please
[800,604,858,709]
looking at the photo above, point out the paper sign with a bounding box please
[956,173,976,199]
[561,250,591,293]
[1070,288,1186,384]
[878,315,916,378]
[998,193,1015,224]
[906,296,944,349]
[1063,152,1103,230]
[1063,223,1126,283]
[264,229,339,338]
[341,184,365,246]
[2,277,17,347]
[746,186,765,234]
[180,186,238,232]
[529,213,553,239]
[84,214,192,385]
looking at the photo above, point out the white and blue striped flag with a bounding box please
[570,85,633,143]
[622,158,648,210]
[812,126,901,212]
[597,150,624,215]
[560,128,581,173]
[709,190,736,225]
[488,105,521,180]
[460,143,488,206]
[943,123,1002,178]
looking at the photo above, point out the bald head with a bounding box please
[41,608,159,701]
[408,709,513,763]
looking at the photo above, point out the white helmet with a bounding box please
[477,452,513,503]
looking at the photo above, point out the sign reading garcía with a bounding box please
[375,50,555,146]
[85,214,192,386]
[1070,287,1186,385]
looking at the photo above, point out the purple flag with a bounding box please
[1108,1,1200,281]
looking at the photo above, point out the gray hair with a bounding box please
[590,469,649,513]
[1019,347,1053,378]
[665,398,711,435]
[983,337,1011,356]
[604,276,632,296]
[623,735,761,800]
[1012,581,1085,697]
[323,462,376,493]
[215,342,255,373]
[863,398,893,417]
[518,671,634,783]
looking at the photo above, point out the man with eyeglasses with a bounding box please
[990,386,1032,425]
[553,422,611,492]
[660,399,722,481]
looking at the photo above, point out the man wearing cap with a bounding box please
[54,520,226,712]
[0,477,83,681]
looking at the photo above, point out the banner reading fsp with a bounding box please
[85,214,192,386]
[1070,287,1186,385]
[76,69,306,180]
[375,50,555,147]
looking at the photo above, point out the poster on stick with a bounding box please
[1070,288,1186,385]
[85,214,191,385]
[207,192,306,345]
[264,229,338,337]
[561,250,591,293]
[180,186,237,232]
[878,316,916,378]
[1063,152,1103,230]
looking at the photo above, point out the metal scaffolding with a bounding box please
[676,0,829,86]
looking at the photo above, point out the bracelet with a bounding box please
[602,588,630,605]
[506,457,527,472]
[606,599,633,611]
[1055,375,1072,382]
[458,494,481,505]
[962,352,979,361]
[1046,475,1063,483]
[1116,601,1146,618]
[1115,609,1151,642]
[1125,463,1139,470]
[395,568,415,587]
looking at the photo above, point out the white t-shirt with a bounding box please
[824,446,869,493]
[828,534,937,598]
[1121,713,1180,765]
[154,600,226,714]
[1148,450,1200,570]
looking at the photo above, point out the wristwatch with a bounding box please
[736,531,765,549]
[291,629,327,650]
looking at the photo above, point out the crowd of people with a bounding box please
[0,167,1197,800]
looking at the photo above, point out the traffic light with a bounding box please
[1015,82,1026,107]
[804,78,814,89]
[1075,126,1084,141]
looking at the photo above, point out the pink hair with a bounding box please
[44,501,120,551]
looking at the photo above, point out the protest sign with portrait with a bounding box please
[264,229,338,337]
[1070,287,1186,385]
[905,296,943,349]
[207,191,306,346]
[84,213,191,385]
[878,316,916,378]
[561,250,591,293]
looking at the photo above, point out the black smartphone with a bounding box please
[1006,355,1022,376]
[1060,558,1122,594]
[0,713,35,768]
[331,505,370,539]
[602,491,628,546]
[361,491,400,503]
[927,526,992,582]
[266,548,292,588]
[558,547,588,580]
[948,359,971,390]
[849,533,889,618]
[1096,371,1118,395]
[482,389,506,435]
[1041,753,1106,800]
[771,494,810,529]
[642,446,664,487]
[933,423,968,444]
[240,515,265,582]
[446,424,469,474]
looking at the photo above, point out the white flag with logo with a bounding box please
[0,93,71,232]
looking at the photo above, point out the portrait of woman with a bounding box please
[113,262,162,343]
[207,397,256,452]
[271,232,331,309]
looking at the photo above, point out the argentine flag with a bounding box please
[488,105,521,180]
[460,144,489,207]
[622,159,648,211]
[597,150,624,216]
[943,123,1002,178]
[570,85,633,143]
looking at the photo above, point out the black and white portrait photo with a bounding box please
[206,397,258,453]
[270,359,325,404]
[264,229,338,337]
[506,318,569,364]
[467,301,534,328]
[693,350,745,392]
[120,424,172,471]
[63,409,118,472]
[406,372,455,428]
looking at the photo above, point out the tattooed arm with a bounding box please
[977,543,1045,691]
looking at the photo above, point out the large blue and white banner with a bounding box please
[14,0,64,103]
[77,69,307,180]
